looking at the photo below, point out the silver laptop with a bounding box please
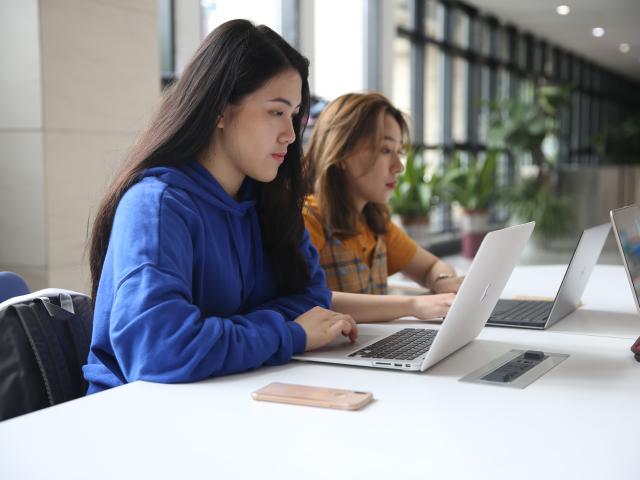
[487,223,611,329]
[293,222,534,372]
[610,205,640,314]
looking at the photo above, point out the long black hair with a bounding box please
[89,19,311,301]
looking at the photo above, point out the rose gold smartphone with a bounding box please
[251,382,373,410]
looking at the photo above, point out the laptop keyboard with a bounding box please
[348,328,437,360]
[488,299,553,327]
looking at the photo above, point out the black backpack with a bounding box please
[0,290,93,421]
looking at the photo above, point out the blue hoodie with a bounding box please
[83,161,331,393]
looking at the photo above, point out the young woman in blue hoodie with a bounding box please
[83,20,357,393]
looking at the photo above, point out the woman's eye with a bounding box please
[270,111,285,117]
[381,147,391,154]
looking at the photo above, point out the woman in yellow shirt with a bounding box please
[303,92,464,323]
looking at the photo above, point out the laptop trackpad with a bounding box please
[314,334,380,356]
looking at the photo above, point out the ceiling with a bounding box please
[465,0,640,82]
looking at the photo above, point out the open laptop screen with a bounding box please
[611,205,640,309]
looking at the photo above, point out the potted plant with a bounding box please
[440,149,499,258]
[506,176,574,247]
[593,114,640,165]
[487,84,574,241]
[390,147,441,239]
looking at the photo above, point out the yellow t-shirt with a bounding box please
[303,196,418,276]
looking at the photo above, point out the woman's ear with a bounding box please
[217,105,231,129]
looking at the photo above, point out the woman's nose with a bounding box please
[279,120,296,145]
[392,154,404,174]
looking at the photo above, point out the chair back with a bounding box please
[0,271,30,303]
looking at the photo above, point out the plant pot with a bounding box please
[400,214,429,226]
[460,210,489,259]
[398,214,430,243]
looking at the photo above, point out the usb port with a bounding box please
[394,363,402,367]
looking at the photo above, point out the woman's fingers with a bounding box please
[343,315,358,342]
[328,314,358,342]
[414,293,456,320]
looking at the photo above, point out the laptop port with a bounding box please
[394,363,402,367]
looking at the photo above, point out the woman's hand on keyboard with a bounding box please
[295,306,358,351]
[411,293,455,320]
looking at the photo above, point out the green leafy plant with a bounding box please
[593,114,640,165]
[439,150,499,212]
[488,83,574,237]
[390,147,440,222]
[488,84,570,177]
[507,178,574,238]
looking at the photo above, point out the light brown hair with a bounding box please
[304,92,409,237]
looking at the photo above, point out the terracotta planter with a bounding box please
[460,210,489,258]
[400,214,429,226]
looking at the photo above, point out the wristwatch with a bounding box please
[433,273,454,285]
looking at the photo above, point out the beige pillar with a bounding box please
[0,0,161,294]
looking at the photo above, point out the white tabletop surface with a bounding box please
[1,266,639,480]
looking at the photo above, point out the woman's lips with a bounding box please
[386,181,397,189]
[272,153,286,164]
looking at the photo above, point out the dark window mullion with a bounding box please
[439,1,454,230]
[440,4,453,149]
[466,13,479,150]
[410,0,425,144]
[570,55,581,163]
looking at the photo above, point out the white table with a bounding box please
[1,266,639,480]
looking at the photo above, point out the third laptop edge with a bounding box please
[610,204,640,315]
[487,222,611,330]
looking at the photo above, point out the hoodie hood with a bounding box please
[142,161,256,216]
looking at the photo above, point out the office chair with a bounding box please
[0,271,30,303]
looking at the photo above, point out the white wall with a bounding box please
[0,0,47,285]
[0,0,161,293]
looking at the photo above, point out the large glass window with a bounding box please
[497,28,509,63]
[394,0,411,29]
[519,79,534,103]
[497,67,510,102]
[392,36,411,116]
[313,0,364,100]
[451,9,469,49]
[201,0,281,36]
[158,0,174,73]
[452,56,468,143]
[393,0,640,232]
[477,65,492,144]
[517,36,527,70]
[424,0,442,40]
[424,45,441,145]
[158,0,175,87]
